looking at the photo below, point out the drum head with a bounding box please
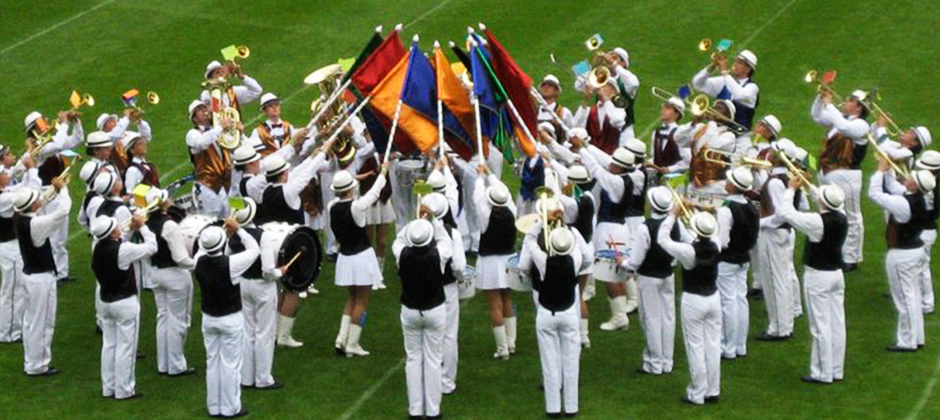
[277,226,322,292]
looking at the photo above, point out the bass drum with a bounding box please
[391,157,430,223]
[261,222,323,293]
[178,214,220,255]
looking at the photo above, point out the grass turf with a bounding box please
[1,0,939,418]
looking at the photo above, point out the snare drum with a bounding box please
[458,265,476,300]
[392,158,430,222]
[178,214,220,255]
[506,254,532,292]
[593,249,627,283]
[260,222,322,292]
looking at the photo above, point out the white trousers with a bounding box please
[151,267,193,375]
[202,312,244,417]
[681,292,721,404]
[241,280,277,387]
[820,169,863,264]
[536,304,580,415]
[23,272,56,375]
[99,297,140,398]
[717,262,750,357]
[442,283,460,393]
[47,202,69,279]
[920,229,937,313]
[803,268,845,382]
[636,274,676,373]
[0,240,26,342]
[886,248,926,349]
[401,304,446,418]
[196,183,229,219]
[757,227,793,336]
[787,230,802,316]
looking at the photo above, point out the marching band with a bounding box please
[1,27,938,419]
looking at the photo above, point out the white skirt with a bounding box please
[476,254,512,290]
[335,247,381,287]
[363,200,394,225]
[592,222,629,252]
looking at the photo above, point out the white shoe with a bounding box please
[505,317,517,355]
[307,284,320,295]
[600,315,629,331]
[298,291,308,299]
[345,325,370,357]
[372,282,387,291]
[278,336,304,348]
[493,349,510,360]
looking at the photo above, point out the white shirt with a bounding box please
[868,170,912,223]
[579,146,625,204]
[124,156,150,194]
[572,100,626,133]
[107,116,152,143]
[327,173,388,228]
[199,75,263,107]
[268,151,327,211]
[35,121,84,163]
[775,188,843,243]
[117,225,158,270]
[473,174,517,232]
[25,191,71,247]
[761,168,805,229]
[657,215,721,269]
[0,168,41,219]
[811,97,870,143]
[537,102,574,129]
[186,125,225,155]
[248,118,289,149]
[692,67,760,108]
[622,212,693,271]
[717,194,748,249]
[158,218,195,269]
[519,221,590,280]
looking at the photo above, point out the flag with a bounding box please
[122,89,140,107]
[449,42,472,71]
[483,28,537,158]
[434,46,477,159]
[469,42,507,153]
[351,29,406,98]
[395,40,441,153]
[367,51,414,155]
[342,31,383,94]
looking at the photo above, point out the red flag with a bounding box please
[483,28,538,157]
[351,29,407,97]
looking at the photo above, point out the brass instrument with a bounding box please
[41,156,81,201]
[587,66,626,108]
[120,199,162,232]
[866,133,909,176]
[864,91,903,137]
[702,149,772,169]
[650,86,709,115]
[685,93,747,134]
[124,89,160,121]
[305,63,356,164]
[536,187,554,256]
[68,90,95,112]
[699,38,730,70]
[775,146,818,194]
[235,45,250,60]
[27,133,55,161]
[804,70,843,106]
[207,85,241,149]
[663,178,694,225]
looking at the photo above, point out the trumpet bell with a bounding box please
[147,91,160,105]
[331,137,357,164]
[690,94,709,116]
[84,93,95,107]
[698,38,712,52]
[588,66,611,90]
[236,45,250,59]
[804,70,817,83]
[304,64,344,85]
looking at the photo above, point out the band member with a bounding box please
[680,100,737,195]
[248,93,293,156]
[392,218,453,419]
[650,97,689,175]
[229,199,282,390]
[573,76,628,155]
[201,60,264,112]
[420,192,465,395]
[812,89,870,272]
[77,161,104,230]
[756,140,806,341]
[657,211,722,405]
[329,165,389,357]
[143,189,196,377]
[86,131,118,176]
[692,50,760,130]
[716,167,759,359]
[868,162,935,352]
[777,180,848,383]
[473,166,518,358]
[96,110,153,173]
[90,215,157,399]
[0,152,39,343]
[186,100,235,217]
[231,146,263,201]
[358,152,395,291]
[619,187,685,375]
[94,172,132,223]
[13,181,71,376]
[517,152,546,216]
[537,74,574,139]
[555,164,596,348]
[526,226,582,417]
[872,122,930,169]
[123,132,160,194]
[194,222,259,418]
[915,151,940,314]
[587,47,638,142]
[569,135,636,332]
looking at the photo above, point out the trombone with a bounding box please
[864,92,903,137]
[663,179,694,226]
[804,70,843,106]
[120,198,163,232]
[685,92,747,134]
[775,147,818,194]
[702,149,772,169]
[866,133,909,176]
[650,86,709,115]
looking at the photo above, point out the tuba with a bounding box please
[209,84,241,149]
[305,63,356,164]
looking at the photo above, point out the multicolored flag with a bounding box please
[434,45,477,160]
[482,27,537,158]
[350,27,406,98]
[395,40,441,152]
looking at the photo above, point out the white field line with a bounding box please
[0,0,119,55]
[905,350,940,420]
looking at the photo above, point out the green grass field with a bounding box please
[2,0,940,419]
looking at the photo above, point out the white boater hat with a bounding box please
[737,50,758,69]
[772,138,798,160]
[913,126,932,148]
[91,216,119,240]
[912,170,937,193]
[24,111,42,132]
[189,100,207,120]
[760,115,782,138]
[232,145,261,166]
[647,186,675,213]
[13,188,40,213]
[199,226,228,253]
[331,170,358,192]
[611,47,630,67]
[817,185,845,211]
[96,113,118,131]
[727,166,755,191]
[566,164,592,184]
[144,187,168,208]
[625,138,646,159]
[406,219,434,247]
[93,172,118,195]
[79,161,102,185]
[427,170,446,192]
[263,155,291,177]
[204,60,223,79]
[421,192,449,219]
[259,93,279,109]
[548,227,575,256]
[121,131,144,150]
[689,212,718,238]
[915,150,940,171]
[850,90,869,108]
[611,148,635,169]
[233,197,258,226]
[86,131,113,149]
[485,183,511,207]
[717,99,736,120]
[568,127,589,142]
[666,97,686,118]
[540,74,562,92]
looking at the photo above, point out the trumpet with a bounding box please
[587,66,626,108]
[699,38,730,70]
[702,149,772,169]
[866,133,909,176]
[41,156,81,201]
[775,146,818,194]
[663,179,694,226]
[27,134,55,161]
[120,199,163,232]
[68,90,95,112]
[864,91,903,137]
[804,70,843,105]
[124,89,160,121]
[687,93,747,134]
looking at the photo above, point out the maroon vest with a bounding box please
[653,125,681,168]
[586,105,621,155]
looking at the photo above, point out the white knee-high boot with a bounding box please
[334,314,351,355]
[345,324,370,357]
[625,278,639,314]
[492,325,509,360]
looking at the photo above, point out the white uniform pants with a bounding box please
[23,272,57,374]
[920,229,936,313]
[241,280,277,387]
[757,227,793,336]
[151,267,193,375]
[536,303,580,415]
[886,248,926,349]
[787,229,802,316]
[820,169,863,264]
[196,183,229,219]
[47,202,69,279]
[202,312,244,417]
[717,262,749,357]
[442,283,460,393]
[0,240,26,342]
[401,304,446,418]
[636,274,675,373]
[803,268,845,382]
[99,297,140,398]
[680,292,721,404]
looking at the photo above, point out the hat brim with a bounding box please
[330,179,359,193]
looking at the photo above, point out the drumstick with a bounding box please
[283,250,305,271]
[607,234,621,256]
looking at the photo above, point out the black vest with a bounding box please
[627,170,647,217]
[478,206,515,256]
[804,211,848,271]
[146,213,177,269]
[598,174,632,224]
[537,255,579,313]
[194,254,242,317]
[16,216,56,275]
[260,185,304,225]
[92,239,138,303]
[398,244,446,311]
[238,175,252,198]
[82,191,100,219]
[619,79,637,128]
[637,217,679,278]
[718,201,760,264]
[886,194,927,250]
[96,199,124,218]
[849,142,868,170]
[571,194,595,243]
[681,240,719,296]
[330,200,371,256]
[0,213,15,242]
[228,226,263,280]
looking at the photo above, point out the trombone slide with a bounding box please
[866,133,908,176]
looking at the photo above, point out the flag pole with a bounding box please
[530,87,570,134]
[503,97,538,151]
[382,99,405,162]
[306,79,353,131]
[323,97,372,145]
[471,93,485,165]
[434,40,445,161]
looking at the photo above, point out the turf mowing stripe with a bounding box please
[905,350,940,420]
[739,0,802,48]
[0,0,119,55]
[335,357,406,420]
[404,0,458,29]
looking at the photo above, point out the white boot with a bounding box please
[345,324,370,357]
[624,278,639,314]
[372,256,387,290]
[584,277,596,301]
[335,315,351,355]
[600,296,630,331]
[277,315,304,348]
[580,318,591,348]
[505,317,517,354]
[492,325,509,360]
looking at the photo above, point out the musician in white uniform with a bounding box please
[0,152,39,343]
[554,164,596,348]
[122,132,160,194]
[186,100,235,218]
[247,93,293,156]
[678,100,738,196]
[200,60,264,109]
[77,161,104,231]
[536,75,574,136]
[194,222,259,418]
[90,215,157,399]
[574,47,639,144]
[691,50,760,130]
[649,98,690,176]
[393,218,453,419]
[13,182,71,376]
[96,111,152,145]
[914,152,940,314]
[85,131,118,176]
